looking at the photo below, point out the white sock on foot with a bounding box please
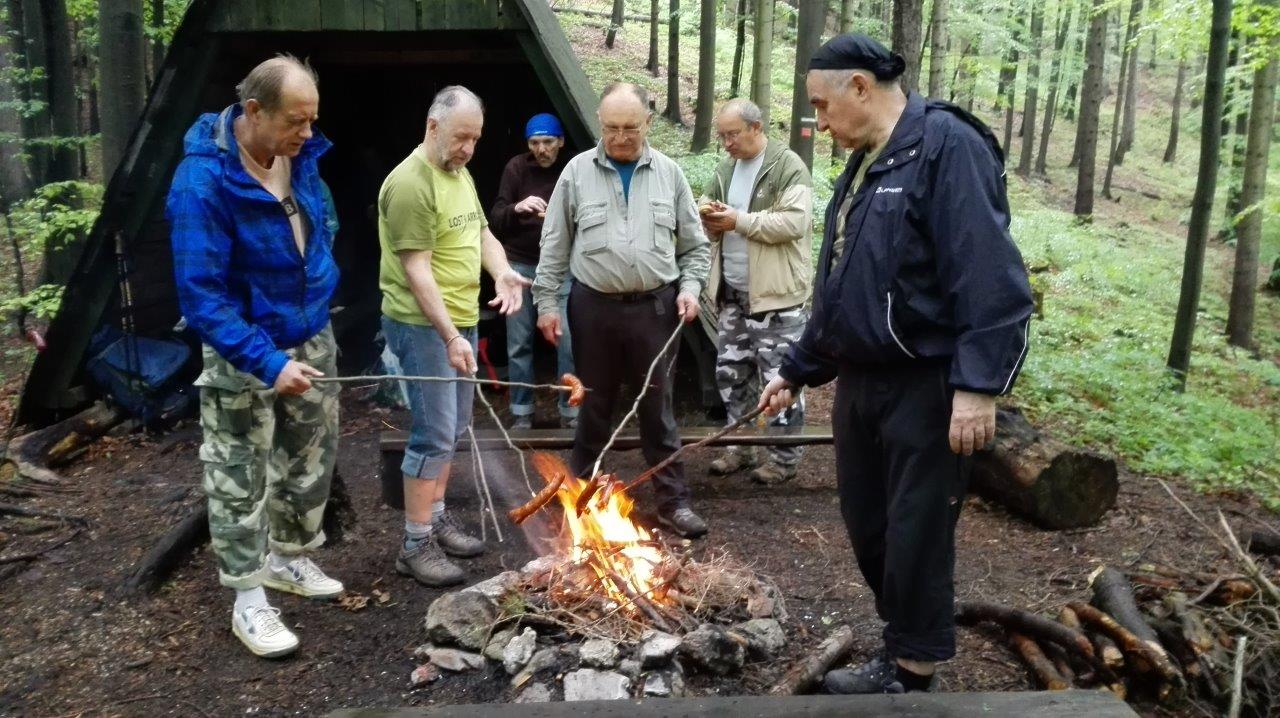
[432,500,446,516]
[268,552,291,571]
[234,586,268,614]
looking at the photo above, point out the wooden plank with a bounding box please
[364,0,387,30]
[328,691,1138,718]
[384,0,418,30]
[319,0,363,30]
[416,0,446,29]
[380,425,834,453]
[446,0,498,28]
[275,0,322,31]
[510,0,599,141]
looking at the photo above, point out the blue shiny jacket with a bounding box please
[167,104,339,386]
[781,93,1033,395]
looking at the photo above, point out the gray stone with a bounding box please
[733,618,786,657]
[639,630,681,668]
[424,591,498,650]
[563,669,632,701]
[578,638,620,668]
[617,658,642,679]
[511,647,559,687]
[483,628,517,661]
[424,647,486,672]
[679,624,745,675]
[514,682,553,703]
[503,627,538,675]
[642,670,685,697]
[464,571,520,601]
[409,663,439,687]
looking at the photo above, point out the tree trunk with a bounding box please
[1162,54,1187,162]
[1102,0,1142,199]
[788,0,823,168]
[1072,0,1108,217]
[15,0,50,187]
[606,0,624,48]
[648,0,661,76]
[663,0,683,125]
[1225,30,1277,350]
[971,409,1118,530]
[730,0,748,94]
[1063,17,1086,122]
[1115,1,1143,163]
[879,0,890,39]
[1016,3,1044,176]
[691,0,716,151]
[927,0,947,97]
[1166,0,1233,389]
[149,0,163,81]
[98,0,146,182]
[0,3,33,208]
[997,13,1023,158]
[1220,43,1250,242]
[838,0,854,32]
[1035,0,1074,175]
[751,0,773,127]
[891,0,924,94]
[41,0,77,183]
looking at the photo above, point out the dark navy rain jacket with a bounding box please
[780,92,1034,395]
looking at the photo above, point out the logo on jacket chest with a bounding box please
[875,186,903,195]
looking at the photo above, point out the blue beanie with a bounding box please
[525,113,564,140]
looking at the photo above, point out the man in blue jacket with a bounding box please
[168,55,343,658]
[760,34,1033,693]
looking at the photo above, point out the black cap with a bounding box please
[808,33,906,81]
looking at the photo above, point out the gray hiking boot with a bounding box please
[511,415,533,431]
[708,448,758,475]
[824,654,933,694]
[396,536,465,587]
[658,507,708,539]
[749,461,797,485]
[435,510,486,558]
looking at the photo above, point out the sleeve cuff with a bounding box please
[258,351,290,387]
[678,278,703,297]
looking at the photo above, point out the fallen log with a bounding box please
[1068,601,1185,698]
[0,502,86,525]
[769,625,855,695]
[1010,632,1069,690]
[1090,566,1169,663]
[957,600,1096,661]
[122,503,209,594]
[0,402,126,484]
[971,408,1118,529]
[1246,529,1280,557]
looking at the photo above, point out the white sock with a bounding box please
[404,519,433,549]
[432,500,446,517]
[234,586,268,614]
[268,552,291,571]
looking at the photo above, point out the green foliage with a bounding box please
[0,181,103,324]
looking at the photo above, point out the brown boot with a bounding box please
[749,462,796,485]
[708,447,759,475]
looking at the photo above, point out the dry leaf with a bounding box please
[372,588,391,605]
[338,592,369,612]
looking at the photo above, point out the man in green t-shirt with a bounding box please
[378,85,529,587]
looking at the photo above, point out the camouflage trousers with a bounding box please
[196,325,339,589]
[715,287,807,467]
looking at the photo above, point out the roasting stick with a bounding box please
[471,384,536,496]
[466,423,505,542]
[311,373,584,398]
[590,321,685,479]
[619,405,768,496]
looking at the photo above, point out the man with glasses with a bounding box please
[699,98,813,485]
[534,83,711,538]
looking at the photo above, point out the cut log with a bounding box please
[1246,529,1280,556]
[0,402,126,484]
[769,625,855,695]
[122,503,209,594]
[957,601,1096,661]
[971,408,1118,529]
[1090,632,1125,670]
[1068,602,1185,698]
[1089,566,1167,660]
[1010,632,1070,690]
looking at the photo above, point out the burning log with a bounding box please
[1067,602,1184,698]
[768,624,855,695]
[969,408,1118,529]
[1010,632,1069,690]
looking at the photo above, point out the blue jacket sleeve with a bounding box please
[167,163,290,386]
[927,124,1034,395]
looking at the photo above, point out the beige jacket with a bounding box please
[700,139,813,314]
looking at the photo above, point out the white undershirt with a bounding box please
[721,144,766,292]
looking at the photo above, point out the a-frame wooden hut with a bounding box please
[18,0,604,424]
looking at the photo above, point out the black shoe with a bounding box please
[658,507,708,538]
[824,654,913,694]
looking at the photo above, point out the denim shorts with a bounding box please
[382,316,477,481]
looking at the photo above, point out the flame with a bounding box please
[529,452,666,606]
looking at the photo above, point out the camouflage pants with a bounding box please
[196,325,339,589]
[715,287,807,467]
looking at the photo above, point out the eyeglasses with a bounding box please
[602,125,643,138]
[716,129,744,142]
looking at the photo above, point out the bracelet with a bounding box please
[446,334,466,348]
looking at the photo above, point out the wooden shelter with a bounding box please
[18,0,607,424]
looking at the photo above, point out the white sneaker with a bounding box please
[231,605,299,658]
[261,557,344,599]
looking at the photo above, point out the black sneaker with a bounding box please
[824,653,912,694]
[658,507,708,538]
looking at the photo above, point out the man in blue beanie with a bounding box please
[491,113,577,429]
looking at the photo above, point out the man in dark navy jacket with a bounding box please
[760,34,1033,694]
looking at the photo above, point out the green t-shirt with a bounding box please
[830,144,883,272]
[378,146,488,327]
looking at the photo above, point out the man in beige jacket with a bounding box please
[700,98,813,484]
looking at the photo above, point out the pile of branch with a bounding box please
[960,511,1280,715]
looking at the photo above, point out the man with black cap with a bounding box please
[759,33,1033,693]
[491,113,578,430]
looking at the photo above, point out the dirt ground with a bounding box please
[0,378,1273,718]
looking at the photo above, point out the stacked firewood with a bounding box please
[961,529,1280,716]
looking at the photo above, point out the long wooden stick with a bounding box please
[768,625,856,695]
[312,374,580,394]
[620,405,767,495]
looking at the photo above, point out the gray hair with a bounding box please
[427,85,484,124]
[718,98,763,126]
[600,82,652,111]
[236,54,318,113]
